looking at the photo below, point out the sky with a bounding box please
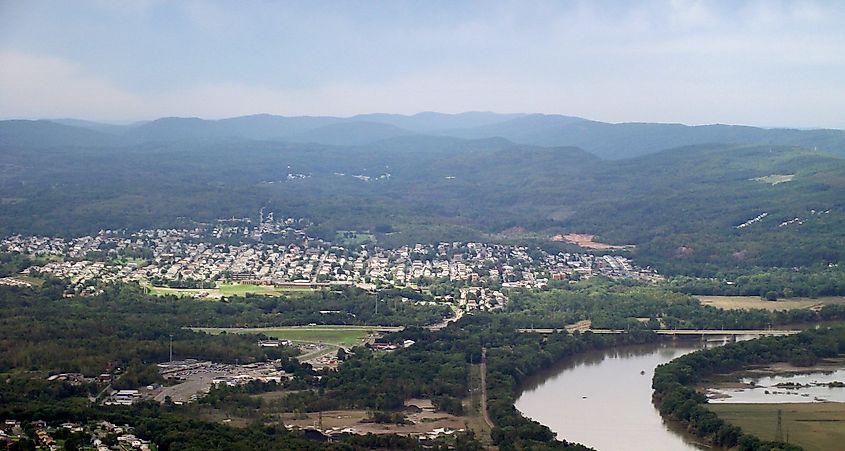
[1,0,844,128]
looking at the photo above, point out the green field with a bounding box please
[192,326,382,346]
[147,282,315,299]
[218,283,312,296]
[709,403,845,451]
[0,197,25,205]
[336,230,376,245]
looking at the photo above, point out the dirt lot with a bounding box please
[279,399,467,435]
[551,233,632,250]
[697,295,845,311]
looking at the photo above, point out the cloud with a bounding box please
[0,51,144,119]
[1,1,845,128]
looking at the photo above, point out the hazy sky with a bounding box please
[1,0,844,128]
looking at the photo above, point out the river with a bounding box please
[515,338,731,451]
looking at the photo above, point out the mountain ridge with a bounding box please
[2,113,845,160]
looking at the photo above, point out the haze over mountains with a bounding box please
[2,111,845,274]
[4,112,845,160]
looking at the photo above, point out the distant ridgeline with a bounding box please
[1,114,844,274]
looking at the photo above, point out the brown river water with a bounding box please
[515,339,731,451]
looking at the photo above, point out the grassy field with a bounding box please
[709,403,845,451]
[192,326,382,346]
[147,282,315,299]
[697,295,845,311]
[218,283,313,296]
[336,230,376,245]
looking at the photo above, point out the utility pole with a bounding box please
[169,334,173,363]
[775,409,784,442]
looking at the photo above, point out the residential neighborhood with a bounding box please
[1,215,661,312]
[0,419,154,451]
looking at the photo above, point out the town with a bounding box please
[1,214,661,313]
[0,419,153,451]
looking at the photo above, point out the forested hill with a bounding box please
[4,113,845,160]
[445,115,845,160]
[1,116,845,273]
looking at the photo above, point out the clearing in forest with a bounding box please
[551,233,632,250]
[697,295,845,311]
[192,326,385,347]
[751,174,795,185]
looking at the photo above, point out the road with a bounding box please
[428,305,464,331]
[479,347,494,429]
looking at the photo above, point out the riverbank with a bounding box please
[515,338,718,451]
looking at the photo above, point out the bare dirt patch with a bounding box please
[564,320,592,332]
[697,296,845,312]
[551,233,633,250]
[752,174,795,185]
[279,402,467,436]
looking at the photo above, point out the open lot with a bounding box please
[202,398,468,438]
[279,399,466,436]
[218,283,314,296]
[697,295,845,311]
[550,233,632,250]
[148,282,315,299]
[192,326,387,347]
[336,230,376,245]
[709,403,845,451]
[148,285,221,299]
[752,174,795,185]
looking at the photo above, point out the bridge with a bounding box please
[517,328,801,336]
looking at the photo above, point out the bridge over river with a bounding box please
[517,328,801,336]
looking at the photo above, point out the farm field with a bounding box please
[697,295,845,311]
[709,403,845,451]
